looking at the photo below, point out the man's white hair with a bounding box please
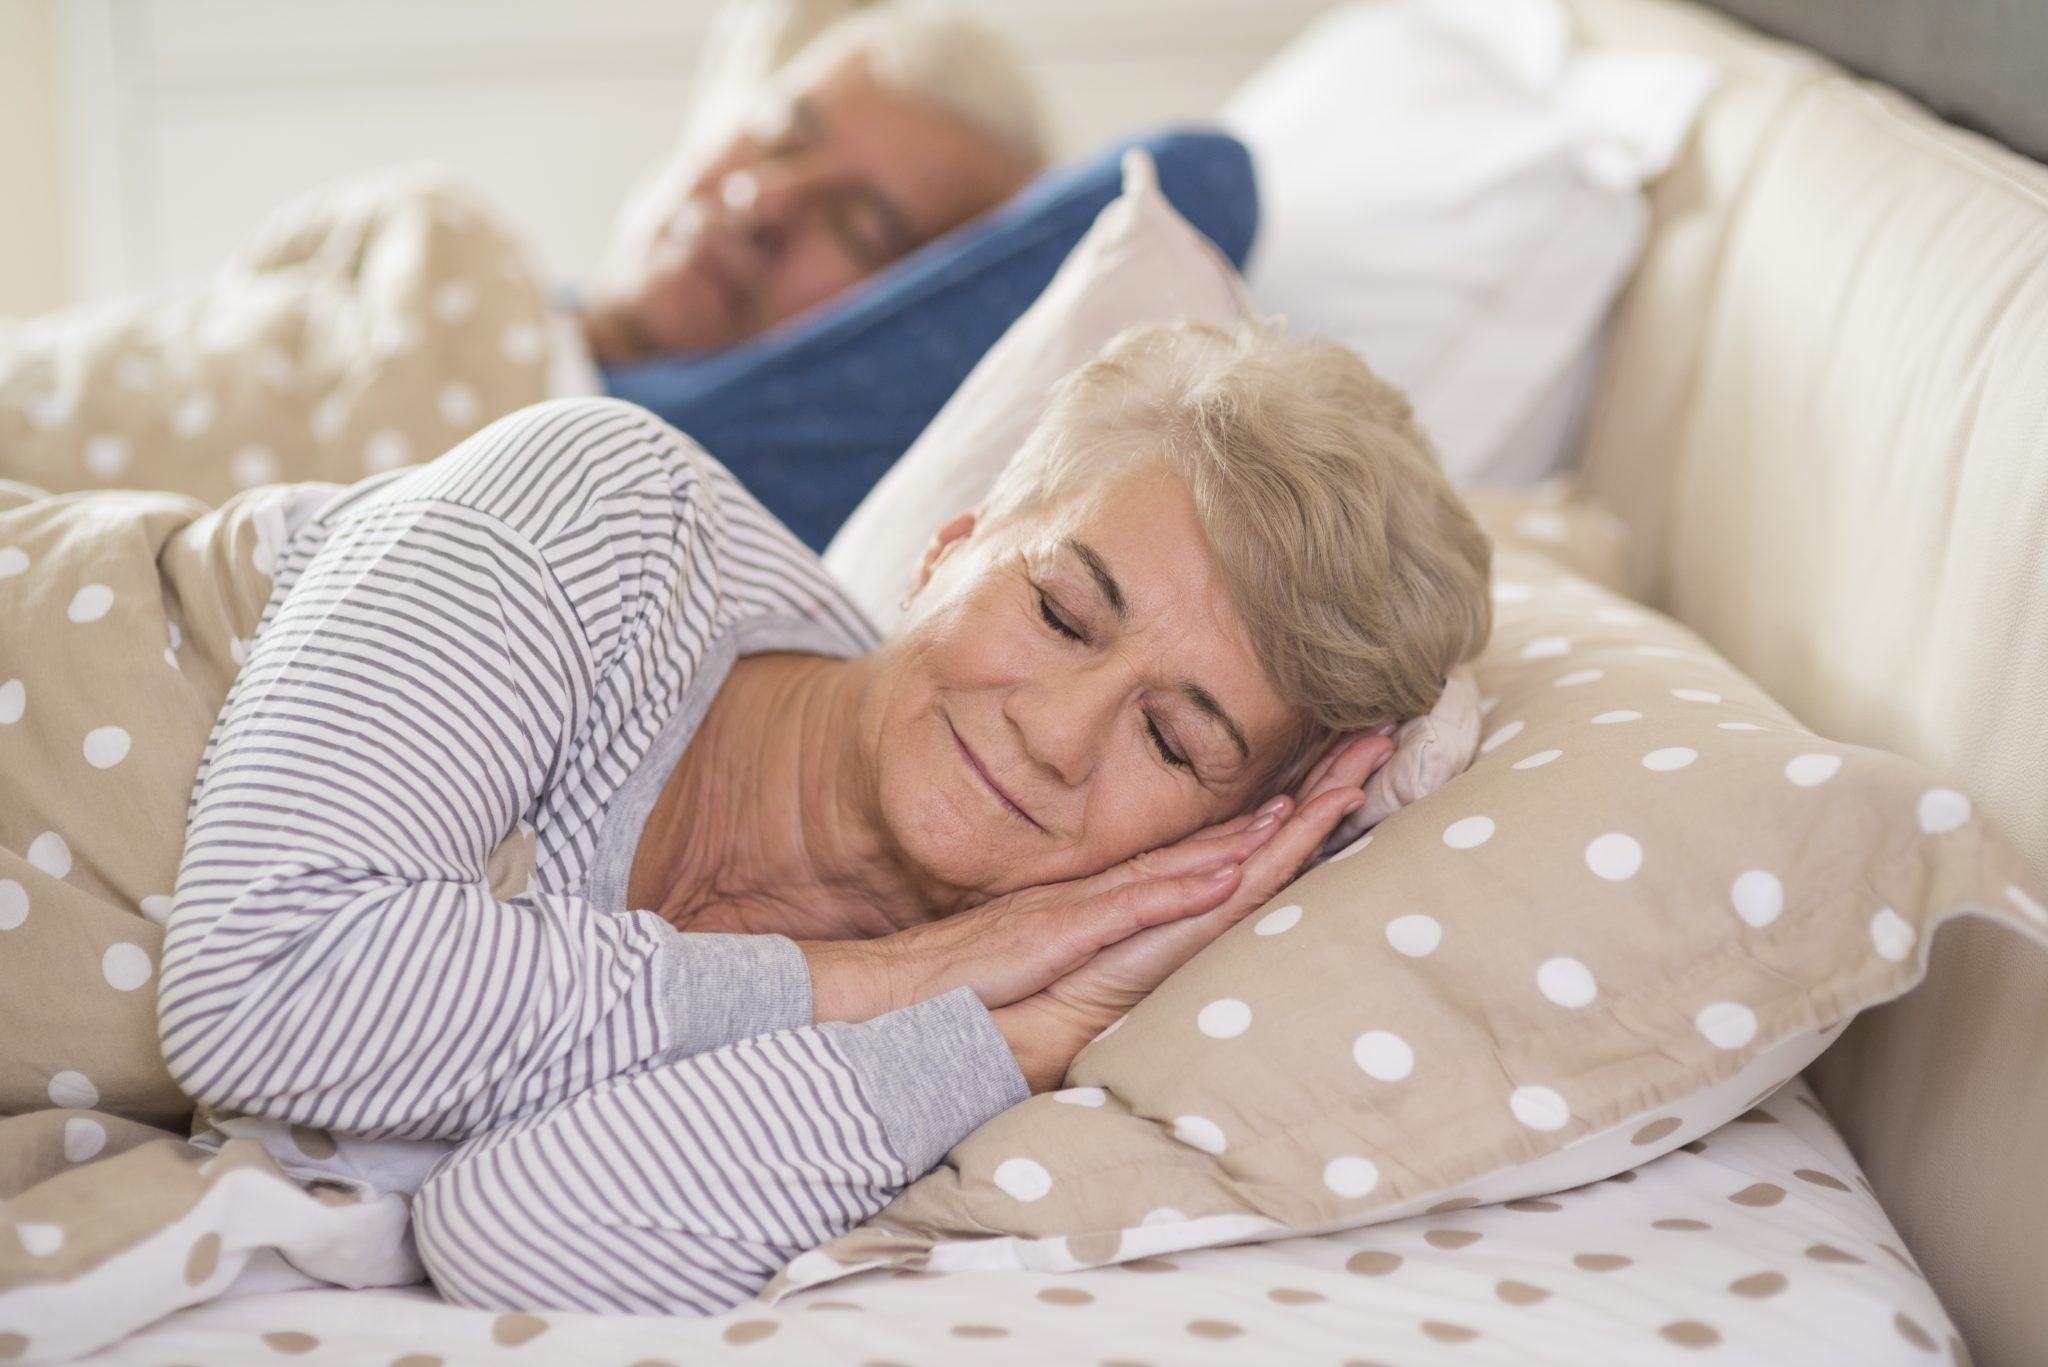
[773,2,1048,166]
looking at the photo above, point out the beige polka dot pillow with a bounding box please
[763,533,2047,1300]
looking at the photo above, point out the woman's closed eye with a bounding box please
[1035,585,1193,773]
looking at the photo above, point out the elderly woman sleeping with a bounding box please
[155,318,1491,1316]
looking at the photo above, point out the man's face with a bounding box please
[594,55,1037,358]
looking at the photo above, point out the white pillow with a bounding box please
[1218,0,1717,487]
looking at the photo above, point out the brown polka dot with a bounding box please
[1421,1322,1480,1343]
[1730,1183,1786,1207]
[1427,1196,1480,1213]
[1038,1287,1094,1306]
[491,1314,548,1347]
[1733,1108,1779,1124]
[952,1325,1008,1339]
[1066,1230,1122,1264]
[1496,1280,1550,1305]
[1632,1117,1682,1145]
[1575,1253,1632,1271]
[287,1125,336,1159]
[1882,1244,1924,1276]
[722,1321,779,1345]
[1188,1321,1244,1340]
[1425,1228,1483,1250]
[1269,1287,1325,1306]
[805,1301,864,1312]
[1896,1313,1937,1351]
[1795,1168,1851,1191]
[1661,1321,1721,1348]
[1121,1257,1179,1273]
[0,1335,25,1362]
[1805,1244,1865,1265]
[1346,1250,1403,1276]
[1680,1140,1709,1154]
[262,1333,320,1355]
[1654,1218,1712,1231]
[1505,1199,1562,1213]
[1606,1169,1639,1184]
[392,1357,445,1367]
[890,1268,943,1280]
[184,1233,221,1286]
[1730,1271,1788,1298]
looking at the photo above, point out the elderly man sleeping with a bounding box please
[0,320,1488,1339]
[0,1,1046,509]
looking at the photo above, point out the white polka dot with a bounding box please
[17,1224,63,1257]
[68,584,114,622]
[140,894,174,926]
[1510,1086,1570,1131]
[1443,816,1495,849]
[115,354,156,389]
[83,725,131,769]
[1731,870,1784,928]
[1255,903,1304,934]
[230,446,279,488]
[0,546,27,578]
[1785,753,1841,787]
[438,382,481,428]
[1917,788,1972,834]
[2006,884,2046,925]
[1052,1086,1106,1107]
[311,394,349,443]
[1719,721,1763,731]
[1478,695,1499,716]
[1635,645,1681,658]
[1585,833,1642,881]
[992,1157,1052,1201]
[25,395,65,429]
[1536,957,1597,1008]
[164,647,180,670]
[1671,688,1721,703]
[1869,907,1915,961]
[0,678,22,723]
[63,1115,106,1162]
[1092,1014,1127,1043]
[167,622,182,650]
[432,280,477,323]
[1513,749,1562,769]
[84,433,130,479]
[1695,1001,1758,1049]
[1385,914,1442,957]
[1323,1155,1380,1198]
[1480,720,1524,753]
[252,347,293,387]
[1591,710,1641,724]
[1515,510,1567,542]
[1642,747,1697,771]
[1554,668,1604,687]
[48,1070,97,1108]
[1140,1207,1186,1226]
[1352,1030,1414,1081]
[783,1249,841,1285]
[374,315,421,353]
[1328,831,1374,862]
[501,321,546,364]
[1521,635,1570,659]
[1198,998,1252,1039]
[1597,606,1643,626]
[363,429,413,473]
[102,942,153,991]
[1171,1115,1228,1154]
[1492,582,1532,605]
[0,879,26,930]
[28,832,71,879]
[170,392,214,438]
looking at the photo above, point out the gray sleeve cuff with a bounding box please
[819,986,1031,1176]
[656,931,814,1060]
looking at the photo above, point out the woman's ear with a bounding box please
[906,508,980,603]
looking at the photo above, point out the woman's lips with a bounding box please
[949,721,1042,831]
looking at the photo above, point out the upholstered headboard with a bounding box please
[1560,1,2048,1363]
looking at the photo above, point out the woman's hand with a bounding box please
[989,733,1396,1091]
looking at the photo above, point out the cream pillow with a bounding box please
[762,516,2047,1299]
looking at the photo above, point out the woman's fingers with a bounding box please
[1100,863,1243,935]
[1238,783,1369,903]
[1082,798,1291,894]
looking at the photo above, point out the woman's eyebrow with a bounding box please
[1063,536,1250,762]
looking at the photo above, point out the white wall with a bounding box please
[0,0,72,317]
[28,0,1326,310]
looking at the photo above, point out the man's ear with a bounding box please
[907,508,980,603]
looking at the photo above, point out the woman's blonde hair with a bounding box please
[981,319,1494,789]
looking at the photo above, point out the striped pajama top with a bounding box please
[156,397,1031,1316]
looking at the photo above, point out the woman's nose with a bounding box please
[1008,672,1120,790]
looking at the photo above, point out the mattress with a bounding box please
[70,1076,1958,1365]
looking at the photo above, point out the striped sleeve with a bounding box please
[412,986,1030,1315]
[157,399,816,1142]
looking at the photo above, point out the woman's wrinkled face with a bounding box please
[860,463,1304,901]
